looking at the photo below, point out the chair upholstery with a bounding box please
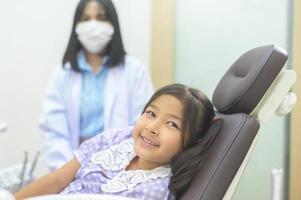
[213,45,287,114]
[180,45,289,200]
[181,113,259,200]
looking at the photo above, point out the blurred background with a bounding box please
[0,0,300,199]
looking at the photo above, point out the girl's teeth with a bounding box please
[142,136,157,146]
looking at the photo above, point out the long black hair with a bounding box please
[142,83,216,199]
[62,0,126,71]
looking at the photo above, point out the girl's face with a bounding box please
[133,95,184,168]
[80,1,109,23]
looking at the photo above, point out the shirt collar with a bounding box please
[91,138,171,193]
[77,51,109,73]
[91,138,171,173]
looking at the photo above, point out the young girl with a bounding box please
[15,84,216,200]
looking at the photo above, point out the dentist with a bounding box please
[41,0,153,171]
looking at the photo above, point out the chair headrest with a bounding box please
[212,45,288,114]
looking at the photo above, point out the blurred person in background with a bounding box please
[41,0,153,171]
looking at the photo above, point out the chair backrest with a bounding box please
[180,45,291,200]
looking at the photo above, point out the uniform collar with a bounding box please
[77,50,109,73]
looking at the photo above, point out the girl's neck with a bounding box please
[85,51,105,74]
[126,156,161,171]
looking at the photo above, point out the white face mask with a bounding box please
[75,20,114,54]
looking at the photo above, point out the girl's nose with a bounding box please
[146,120,160,135]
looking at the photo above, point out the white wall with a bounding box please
[112,0,151,68]
[0,0,151,175]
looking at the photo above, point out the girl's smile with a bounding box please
[139,135,160,147]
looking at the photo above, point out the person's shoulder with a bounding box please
[124,54,140,64]
[123,55,146,70]
[92,126,134,140]
[108,126,134,142]
[121,55,150,77]
[50,63,78,80]
[50,63,68,75]
[78,126,134,153]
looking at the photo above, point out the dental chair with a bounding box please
[181,45,297,200]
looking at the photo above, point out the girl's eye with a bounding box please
[167,121,180,130]
[145,110,155,117]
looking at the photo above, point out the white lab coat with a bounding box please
[40,55,153,170]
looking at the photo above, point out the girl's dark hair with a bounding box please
[142,83,216,199]
[62,0,126,71]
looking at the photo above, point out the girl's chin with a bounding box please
[134,143,157,158]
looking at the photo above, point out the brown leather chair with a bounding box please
[180,45,297,200]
